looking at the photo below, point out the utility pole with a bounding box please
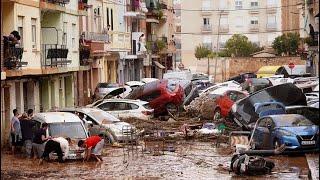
[214,11,222,83]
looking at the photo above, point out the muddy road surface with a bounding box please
[1,141,313,179]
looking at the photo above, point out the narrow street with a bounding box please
[1,141,314,179]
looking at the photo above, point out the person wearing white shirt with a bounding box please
[39,137,71,164]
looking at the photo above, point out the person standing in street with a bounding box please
[32,123,51,159]
[20,111,36,158]
[10,109,22,155]
[39,137,71,164]
[78,134,104,162]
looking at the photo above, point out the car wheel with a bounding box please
[166,103,178,117]
[213,108,221,121]
[273,139,282,149]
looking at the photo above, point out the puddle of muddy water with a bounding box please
[1,141,314,180]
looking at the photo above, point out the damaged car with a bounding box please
[249,114,319,152]
[102,86,132,99]
[126,79,184,116]
[167,79,199,106]
[33,112,88,160]
[88,99,154,121]
[241,78,273,94]
[231,83,307,129]
[209,87,248,121]
[58,107,136,144]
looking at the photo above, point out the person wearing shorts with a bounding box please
[78,134,104,162]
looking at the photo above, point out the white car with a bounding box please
[33,112,88,160]
[305,92,319,101]
[125,81,145,89]
[199,80,241,95]
[58,107,136,143]
[141,78,159,84]
[87,99,154,121]
[103,86,132,99]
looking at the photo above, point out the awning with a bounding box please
[146,18,159,24]
[153,61,165,69]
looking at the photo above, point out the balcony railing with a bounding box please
[201,25,212,32]
[41,0,70,6]
[82,32,109,42]
[3,46,27,70]
[266,23,277,30]
[41,44,70,68]
[109,31,131,51]
[219,25,229,33]
[249,24,259,32]
[203,43,212,50]
[201,7,212,15]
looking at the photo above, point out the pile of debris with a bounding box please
[184,93,216,120]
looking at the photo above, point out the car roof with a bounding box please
[99,98,148,104]
[210,87,244,95]
[268,114,305,120]
[33,112,82,123]
[59,107,104,114]
[285,105,318,110]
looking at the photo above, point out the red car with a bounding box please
[126,79,184,116]
[208,87,248,120]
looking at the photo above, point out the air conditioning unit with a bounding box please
[94,7,100,16]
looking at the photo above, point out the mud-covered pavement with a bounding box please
[1,141,314,179]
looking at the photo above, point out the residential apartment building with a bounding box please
[145,0,176,78]
[1,0,83,146]
[299,0,319,76]
[181,0,282,72]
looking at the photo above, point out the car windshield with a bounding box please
[87,111,120,124]
[275,116,314,127]
[49,122,87,139]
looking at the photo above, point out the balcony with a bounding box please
[266,6,277,14]
[249,24,259,32]
[3,46,27,70]
[219,25,229,33]
[41,44,70,68]
[201,7,212,15]
[266,23,277,31]
[125,0,147,19]
[40,0,70,12]
[132,32,147,55]
[218,10,229,15]
[78,0,90,16]
[146,37,168,54]
[249,7,259,14]
[201,25,212,32]
[108,31,131,52]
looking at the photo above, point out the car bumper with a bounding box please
[50,151,84,160]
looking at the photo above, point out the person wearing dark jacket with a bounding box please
[20,111,36,158]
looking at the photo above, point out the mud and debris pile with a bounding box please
[184,93,216,120]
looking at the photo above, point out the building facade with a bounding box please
[181,0,283,73]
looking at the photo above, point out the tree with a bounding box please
[221,34,262,57]
[272,33,300,56]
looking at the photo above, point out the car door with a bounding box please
[114,102,138,119]
[254,118,273,149]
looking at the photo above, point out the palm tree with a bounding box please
[194,44,213,75]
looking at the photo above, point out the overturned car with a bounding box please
[231,83,307,129]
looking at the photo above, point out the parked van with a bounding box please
[33,112,89,160]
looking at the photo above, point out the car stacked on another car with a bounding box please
[126,79,184,116]
[94,83,119,100]
[88,99,154,121]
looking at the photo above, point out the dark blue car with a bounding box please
[251,114,319,152]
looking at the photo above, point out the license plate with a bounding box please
[301,141,316,145]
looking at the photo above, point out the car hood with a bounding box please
[101,121,133,132]
[233,83,307,126]
[278,125,318,136]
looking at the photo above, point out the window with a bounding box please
[72,23,76,49]
[202,0,211,10]
[235,0,242,9]
[267,0,276,7]
[110,9,114,30]
[31,18,36,49]
[203,35,212,49]
[17,16,24,46]
[98,102,117,111]
[203,18,210,26]
[267,15,276,28]
[129,103,139,110]
[48,122,87,139]
[219,0,227,9]
[251,1,258,7]
[220,16,228,25]
[250,17,259,24]
[235,16,243,27]
[63,22,67,45]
